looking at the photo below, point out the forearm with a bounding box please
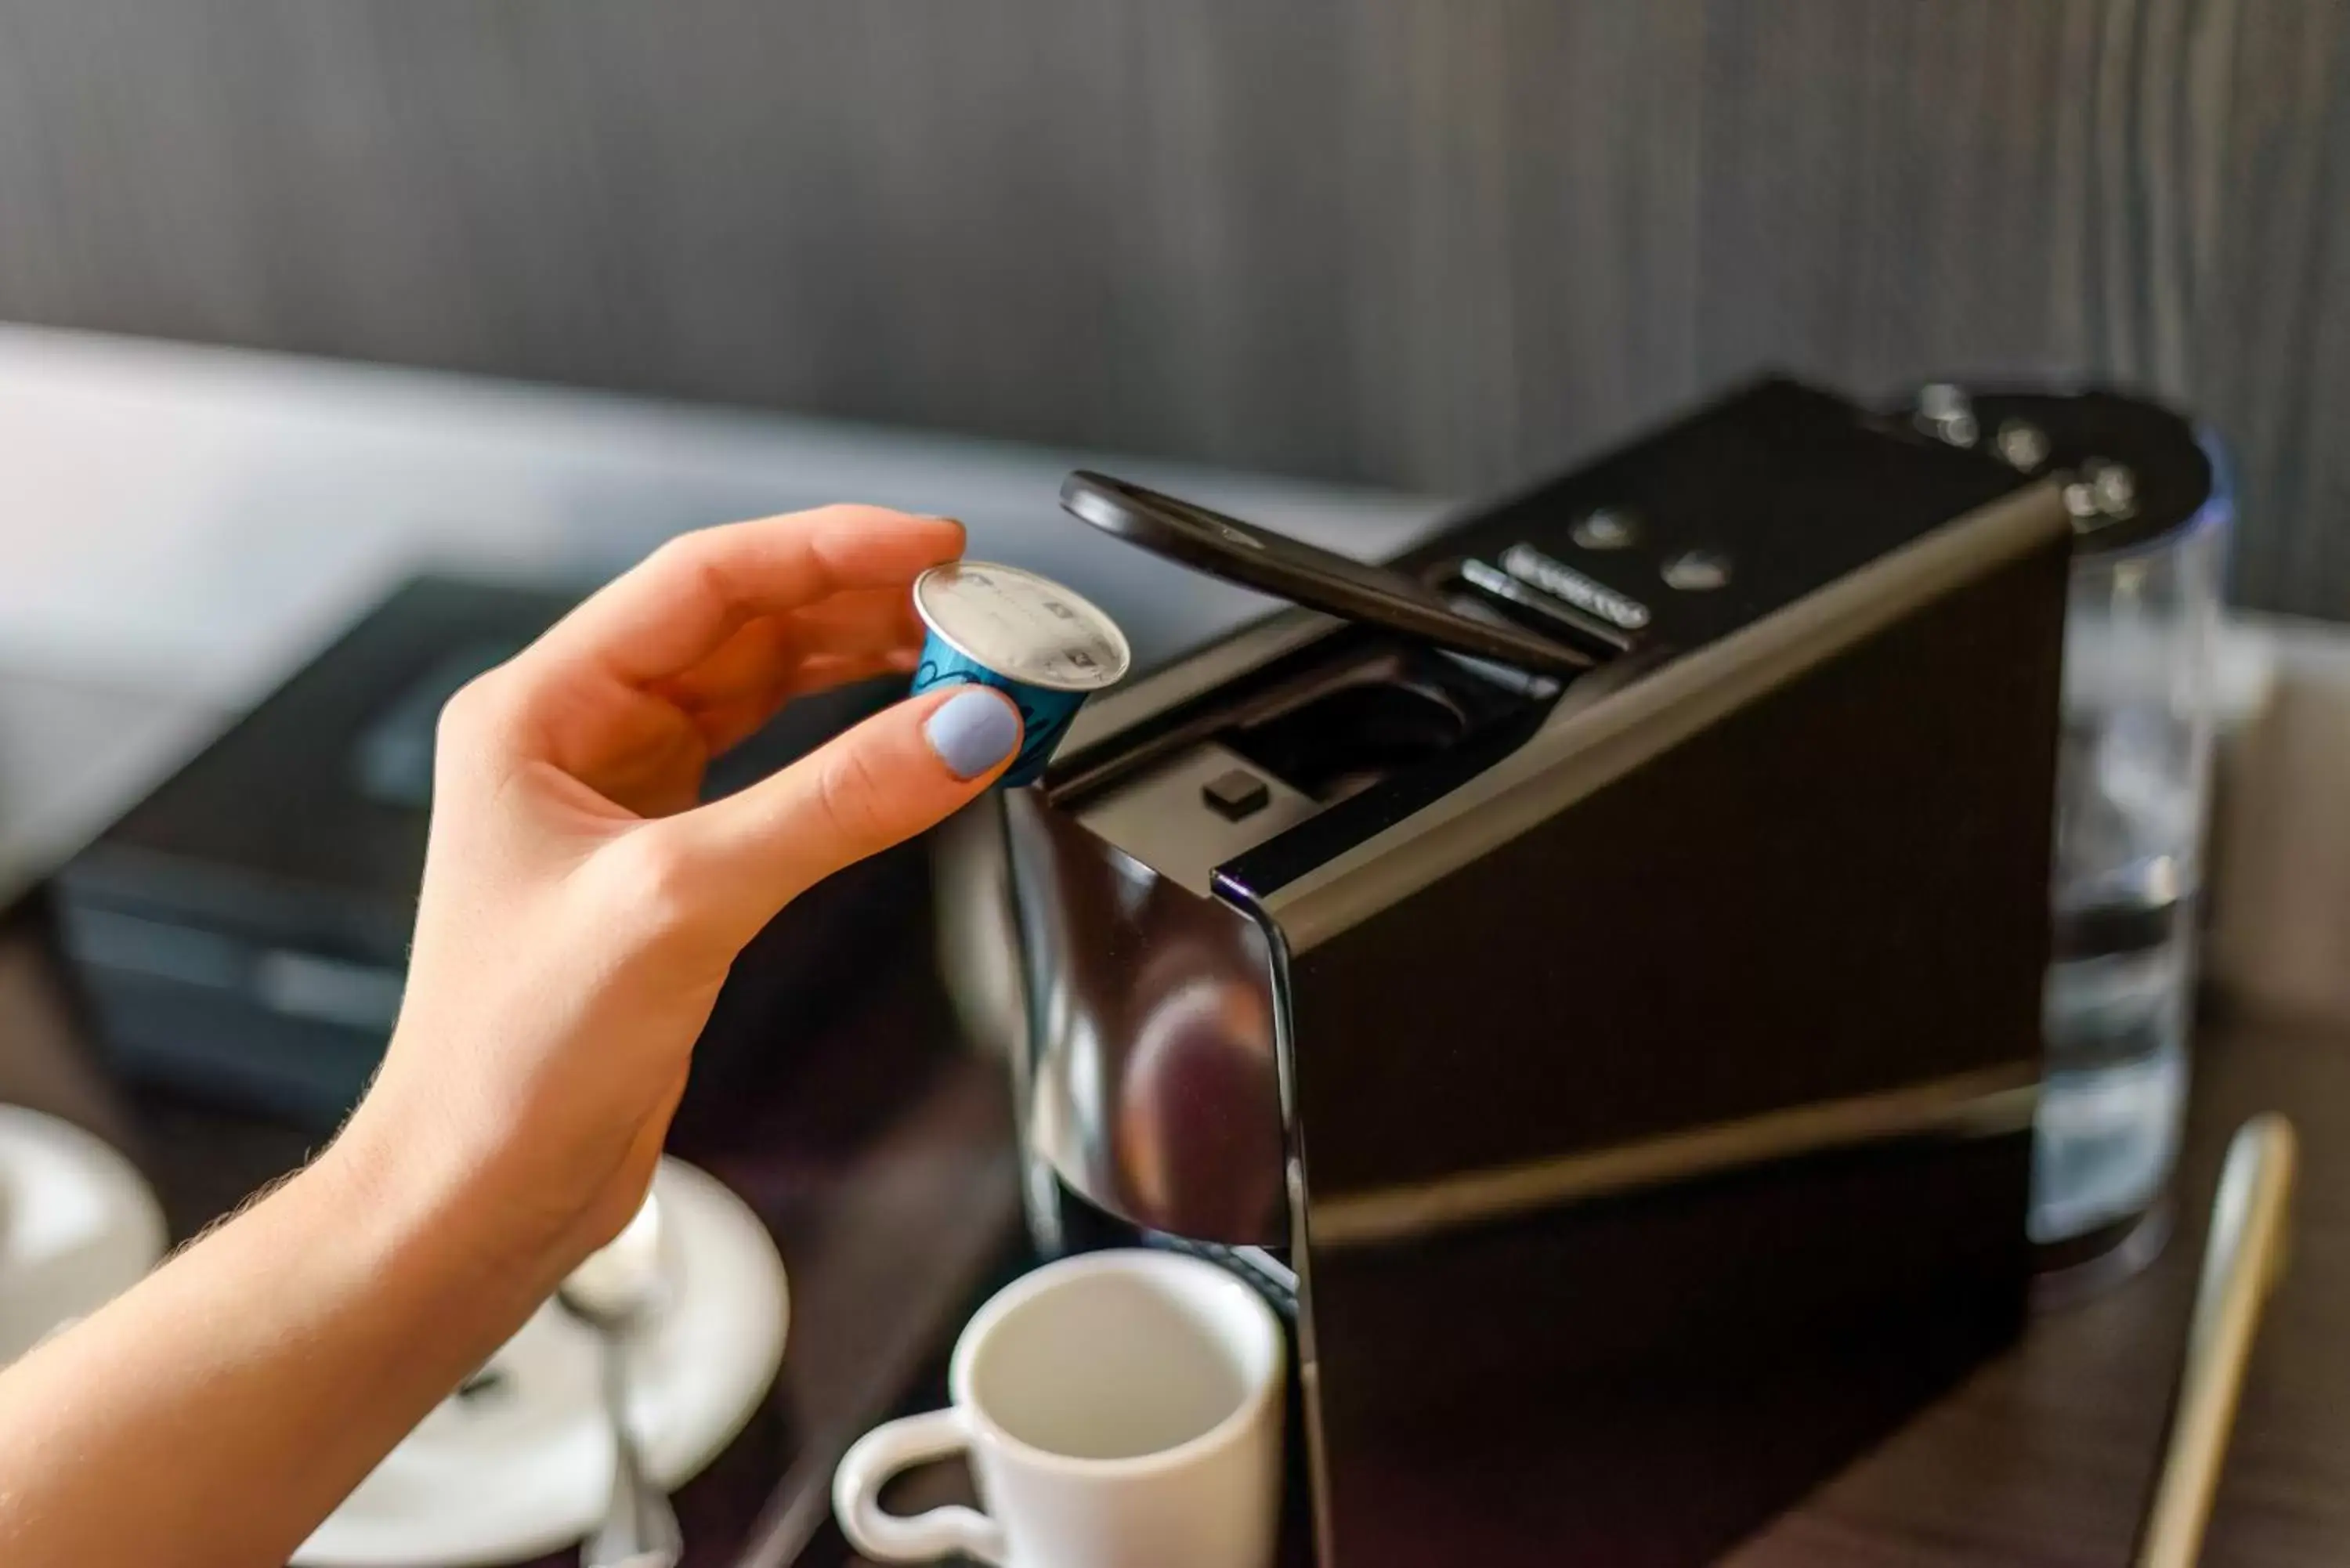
[0,1114,556,1568]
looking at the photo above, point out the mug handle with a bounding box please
[833,1408,1007,1565]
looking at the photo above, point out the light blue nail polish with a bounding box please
[925,688,1023,781]
[908,562,1129,787]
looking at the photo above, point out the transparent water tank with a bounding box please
[1903,385,2229,1286]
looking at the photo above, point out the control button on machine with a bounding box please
[1569,507,1641,550]
[1202,768,1272,821]
[1661,549,1733,591]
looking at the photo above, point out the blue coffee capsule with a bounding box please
[909,561,1132,787]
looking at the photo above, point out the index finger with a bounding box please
[527,506,964,688]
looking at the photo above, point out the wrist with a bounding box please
[317,1091,578,1331]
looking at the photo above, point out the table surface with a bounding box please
[1724,1002,2350,1568]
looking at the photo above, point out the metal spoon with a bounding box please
[2131,1114,2298,1568]
[559,1193,682,1568]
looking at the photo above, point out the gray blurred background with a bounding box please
[0,0,2344,615]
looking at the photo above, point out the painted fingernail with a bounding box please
[924,688,1021,780]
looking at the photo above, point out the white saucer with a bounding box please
[296,1157,790,1568]
[0,1104,168,1364]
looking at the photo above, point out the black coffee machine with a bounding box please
[940,377,2074,1567]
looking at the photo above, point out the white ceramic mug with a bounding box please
[833,1248,1285,1568]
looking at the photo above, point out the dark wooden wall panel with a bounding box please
[0,1,2343,613]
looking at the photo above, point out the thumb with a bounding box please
[656,685,1023,936]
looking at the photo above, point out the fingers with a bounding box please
[647,687,1022,938]
[526,508,963,689]
[649,587,926,717]
[783,585,930,652]
[689,649,921,757]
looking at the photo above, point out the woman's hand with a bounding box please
[0,504,1027,1568]
[344,503,1023,1284]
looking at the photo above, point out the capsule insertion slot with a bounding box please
[1062,626,1556,894]
[1053,624,1545,814]
[1454,556,1639,654]
[1223,651,1476,805]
